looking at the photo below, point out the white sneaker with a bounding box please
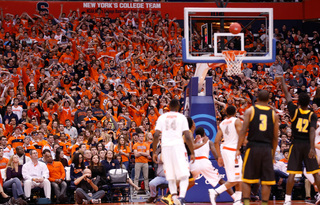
[233,200,243,205]
[315,193,320,205]
[283,200,291,205]
[208,189,218,205]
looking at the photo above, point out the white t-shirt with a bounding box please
[12,105,23,120]
[155,111,189,147]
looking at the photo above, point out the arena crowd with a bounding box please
[0,4,319,204]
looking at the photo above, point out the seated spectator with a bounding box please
[70,153,85,186]
[3,155,25,200]
[89,155,107,187]
[0,177,11,204]
[15,146,30,165]
[74,168,105,204]
[0,146,9,169]
[45,152,67,203]
[22,149,51,201]
[146,149,167,203]
[54,148,68,167]
[101,150,119,177]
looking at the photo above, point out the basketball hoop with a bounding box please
[222,50,247,76]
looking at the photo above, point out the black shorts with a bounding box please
[242,146,275,185]
[287,142,320,174]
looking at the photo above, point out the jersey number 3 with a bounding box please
[296,118,308,133]
[259,114,267,131]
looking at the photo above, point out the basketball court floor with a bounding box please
[57,201,310,205]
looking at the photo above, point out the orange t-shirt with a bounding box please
[0,158,9,169]
[114,145,131,163]
[132,142,149,163]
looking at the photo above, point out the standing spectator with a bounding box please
[74,168,105,204]
[64,119,78,144]
[242,63,252,78]
[45,152,67,203]
[269,59,284,77]
[8,126,25,150]
[3,155,25,200]
[3,105,18,124]
[22,149,51,201]
[83,150,92,167]
[114,136,130,170]
[133,132,150,195]
[12,98,23,120]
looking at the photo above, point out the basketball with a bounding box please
[229,22,241,34]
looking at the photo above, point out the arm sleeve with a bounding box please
[6,167,12,180]
[22,164,31,180]
[43,164,49,179]
[310,113,318,129]
[60,162,66,180]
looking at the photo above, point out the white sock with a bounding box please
[179,176,189,198]
[235,191,242,201]
[285,194,291,202]
[215,184,227,194]
[231,193,236,200]
[168,180,177,196]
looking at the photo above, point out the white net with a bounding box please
[222,50,246,76]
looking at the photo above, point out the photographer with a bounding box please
[74,168,105,204]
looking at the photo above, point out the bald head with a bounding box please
[258,90,269,102]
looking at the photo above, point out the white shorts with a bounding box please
[162,144,190,181]
[190,158,220,187]
[221,148,243,182]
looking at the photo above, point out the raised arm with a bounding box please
[277,75,292,103]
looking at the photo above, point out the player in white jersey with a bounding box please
[190,126,236,202]
[210,105,243,205]
[154,99,195,205]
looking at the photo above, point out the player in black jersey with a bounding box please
[278,76,320,205]
[236,90,279,205]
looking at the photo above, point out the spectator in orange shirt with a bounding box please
[133,131,150,195]
[0,147,9,169]
[8,126,25,151]
[59,48,74,66]
[45,152,67,203]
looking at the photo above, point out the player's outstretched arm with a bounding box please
[183,130,195,163]
[276,75,292,103]
[272,111,279,159]
[153,130,161,163]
